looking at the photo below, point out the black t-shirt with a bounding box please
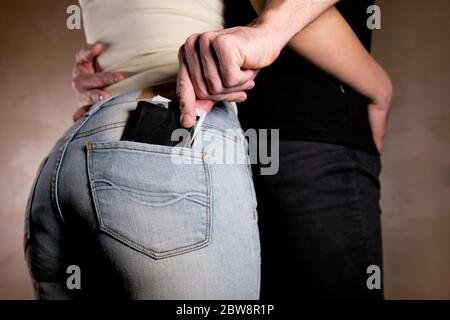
[225,0,378,154]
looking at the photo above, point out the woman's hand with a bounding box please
[72,42,127,122]
[368,85,393,154]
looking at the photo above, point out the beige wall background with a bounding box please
[0,0,448,299]
[373,0,450,299]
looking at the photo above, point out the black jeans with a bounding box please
[254,140,383,300]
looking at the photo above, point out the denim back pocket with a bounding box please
[86,141,212,259]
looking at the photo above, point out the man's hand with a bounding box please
[177,0,341,128]
[177,26,283,128]
[72,42,127,122]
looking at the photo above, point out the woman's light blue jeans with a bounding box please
[24,90,261,299]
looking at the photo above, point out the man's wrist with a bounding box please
[252,12,295,51]
[250,0,341,53]
[251,4,298,52]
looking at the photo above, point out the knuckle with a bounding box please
[223,74,239,88]
[229,92,245,102]
[87,91,99,104]
[178,96,190,109]
[206,78,221,95]
[78,93,88,107]
[104,73,116,85]
[243,80,255,90]
[72,77,82,91]
[92,74,104,87]
[196,88,209,100]
[178,45,186,60]
[199,33,212,49]
[176,80,188,96]
[212,34,228,50]
[87,94,95,105]
[186,34,198,50]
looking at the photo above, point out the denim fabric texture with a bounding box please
[24,90,261,299]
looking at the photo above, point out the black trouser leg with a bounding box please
[255,140,383,300]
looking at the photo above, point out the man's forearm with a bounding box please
[251,0,341,50]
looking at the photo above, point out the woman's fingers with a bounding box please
[77,89,110,109]
[368,103,389,153]
[75,42,106,65]
[73,42,106,77]
[72,90,112,122]
[72,72,126,92]
[72,106,91,122]
[71,42,128,114]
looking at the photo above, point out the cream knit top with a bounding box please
[79,0,225,95]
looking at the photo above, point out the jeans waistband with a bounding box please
[81,90,243,140]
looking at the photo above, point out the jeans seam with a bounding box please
[24,156,49,255]
[214,104,238,123]
[51,95,118,224]
[244,157,257,218]
[348,156,375,269]
[73,121,127,140]
[201,124,246,146]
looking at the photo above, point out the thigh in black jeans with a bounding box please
[254,140,383,300]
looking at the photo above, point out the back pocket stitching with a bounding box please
[94,179,209,208]
[87,143,213,259]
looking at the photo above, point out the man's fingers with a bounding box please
[209,35,250,88]
[75,42,106,65]
[192,79,254,102]
[195,100,215,114]
[222,91,248,103]
[220,62,257,88]
[198,33,258,95]
[198,32,224,95]
[177,50,197,128]
[73,72,127,91]
[184,34,214,101]
[177,51,219,128]
[217,79,255,96]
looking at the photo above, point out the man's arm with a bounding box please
[250,0,341,54]
[178,0,341,127]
